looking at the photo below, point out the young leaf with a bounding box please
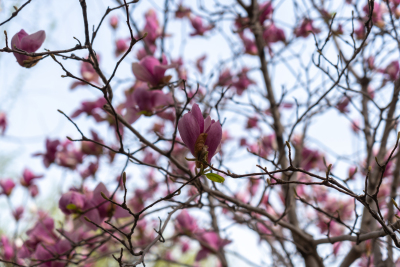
[205,173,225,183]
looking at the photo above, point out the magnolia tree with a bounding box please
[1,0,400,266]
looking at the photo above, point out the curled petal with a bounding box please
[205,121,222,162]
[178,113,200,156]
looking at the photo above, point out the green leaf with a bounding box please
[205,173,225,183]
[66,204,77,210]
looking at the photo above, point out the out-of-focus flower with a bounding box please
[295,19,321,38]
[195,232,231,261]
[70,55,100,89]
[189,16,214,36]
[263,23,286,44]
[240,33,258,55]
[29,184,39,198]
[336,96,351,113]
[12,206,24,221]
[351,120,360,133]
[110,15,119,29]
[81,130,103,157]
[143,9,161,45]
[381,61,399,81]
[0,112,7,135]
[132,87,173,115]
[56,140,83,170]
[71,97,107,122]
[80,161,99,179]
[196,55,207,73]
[215,69,233,88]
[33,138,60,168]
[246,116,258,129]
[259,1,273,24]
[59,191,86,215]
[175,210,198,234]
[11,29,46,67]
[363,2,386,28]
[178,104,222,166]
[175,3,191,18]
[115,38,129,57]
[132,55,175,87]
[354,22,365,40]
[1,236,15,260]
[232,68,255,95]
[20,168,43,187]
[0,179,15,196]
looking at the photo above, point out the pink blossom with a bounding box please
[132,87,173,115]
[363,2,386,28]
[0,112,7,135]
[29,184,39,197]
[301,147,325,171]
[354,22,366,40]
[181,240,190,253]
[250,134,276,158]
[110,15,119,29]
[1,236,14,260]
[70,55,100,89]
[263,23,286,44]
[381,60,399,81]
[12,206,24,221]
[11,29,46,67]
[259,1,273,24]
[295,19,321,38]
[132,55,175,87]
[175,3,191,18]
[351,120,360,133]
[26,213,58,245]
[81,130,104,156]
[233,68,255,95]
[189,16,213,36]
[59,191,86,215]
[80,161,99,179]
[0,179,15,196]
[115,38,129,56]
[71,97,107,122]
[348,166,357,179]
[246,116,258,129]
[240,33,258,55]
[143,9,161,45]
[178,104,222,165]
[55,140,84,170]
[215,69,233,87]
[33,138,60,168]
[195,232,231,261]
[336,96,351,113]
[20,168,43,187]
[175,210,198,234]
[196,55,207,73]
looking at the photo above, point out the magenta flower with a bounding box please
[33,138,60,168]
[1,236,15,260]
[0,112,7,135]
[70,55,100,89]
[259,1,273,24]
[81,130,103,156]
[133,87,173,115]
[196,55,207,73]
[71,97,107,122]
[363,2,386,28]
[110,15,119,29]
[12,206,24,221]
[336,96,351,113]
[132,55,174,87]
[263,23,286,44]
[115,38,129,57]
[178,104,222,166]
[175,210,198,234]
[295,19,321,38]
[59,191,86,215]
[240,33,258,55]
[381,61,399,81]
[55,140,83,170]
[20,168,43,187]
[11,29,46,67]
[215,69,233,88]
[143,9,161,45]
[189,16,214,36]
[29,184,39,197]
[0,179,15,196]
[80,161,99,179]
[175,3,191,18]
[195,232,231,261]
[232,68,255,95]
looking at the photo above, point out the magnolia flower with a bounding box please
[178,104,222,167]
[0,179,16,196]
[132,87,173,115]
[363,2,386,28]
[0,112,7,135]
[175,3,191,18]
[12,207,24,221]
[33,138,60,168]
[233,68,255,95]
[189,16,214,36]
[240,33,258,55]
[11,29,46,67]
[336,96,351,113]
[295,19,321,38]
[263,23,286,44]
[20,168,43,187]
[59,191,86,215]
[70,55,100,89]
[132,55,174,87]
[259,1,273,24]
[195,232,231,261]
[115,38,129,57]
[143,9,161,45]
[196,55,207,73]
[110,15,119,29]
[381,61,399,81]
[175,210,198,234]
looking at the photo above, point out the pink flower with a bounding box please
[240,33,258,55]
[301,147,325,171]
[189,16,213,36]
[12,206,24,221]
[295,19,321,38]
[196,55,207,73]
[195,232,231,261]
[215,69,233,87]
[178,104,222,166]
[56,140,83,170]
[381,61,399,81]
[81,130,103,156]
[175,3,191,18]
[336,96,351,113]
[33,138,60,168]
[143,9,161,45]
[71,97,107,122]
[363,2,386,28]
[71,55,100,89]
[233,68,255,95]
[80,161,99,179]
[175,210,198,234]
[0,179,15,196]
[20,168,43,187]
[11,29,46,67]
[115,38,129,56]
[263,23,286,44]
[110,15,119,29]
[246,116,258,129]
[132,55,174,87]
[29,184,39,197]
[59,191,86,215]
[259,1,273,24]
[348,166,357,179]
[1,236,14,260]
[0,112,7,135]
[132,87,173,115]
[354,22,365,40]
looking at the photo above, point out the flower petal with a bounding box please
[132,62,155,84]
[20,30,46,53]
[191,104,204,133]
[204,121,222,162]
[178,113,200,156]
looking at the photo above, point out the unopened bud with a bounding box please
[84,216,91,222]
[286,141,291,149]
[100,192,108,200]
[267,178,271,185]
[368,166,372,172]
[122,172,126,185]
[66,136,73,141]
